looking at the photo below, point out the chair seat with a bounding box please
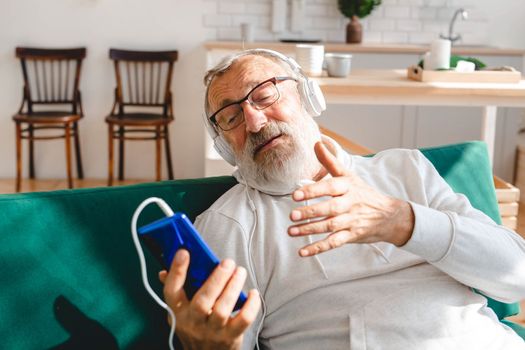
[13,111,82,124]
[105,113,173,127]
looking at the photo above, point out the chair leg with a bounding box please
[73,122,84,179]
[118,126,125,181]
[64,122,73,189]
[155,126,161,181]
[15,122,22,193]
[108,123,114,186]
[28,124,35,179]
[164,125,174,180]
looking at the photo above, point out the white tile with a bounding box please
[301,29,328,41]
[437,7,457,20]
[369,18,396,31]
[326,29,346,43]
[312,17,343,29]
[363,31,383,43]
[384,5,411,19]
[305,4,329,16]
[370,6,384,18]
[446,0,477,7]
[219,2,246,14]
[411,7,437,20]
[422,21,447,34]
[408,31,438,44]
[218,27,242,40]
[231,15,262,26]
[461,9,489,22]
[245,2,271,15]
[423,0,446,6]
[203,14,232,27]
[460,30,489,46]
[327,6,345,17]
[256,16,272,28]
[398,0,424,5]
[396,19,422,31]
[383,31,409,43]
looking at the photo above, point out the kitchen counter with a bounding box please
[314,69,525,106]
[312,69,525,163]
[205,41,525,57]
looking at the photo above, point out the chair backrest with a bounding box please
[16,47,86,114]
[109,49,178,116]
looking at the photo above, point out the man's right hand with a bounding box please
[159,249,261,350]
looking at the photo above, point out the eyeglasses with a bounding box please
[209,76,297,131]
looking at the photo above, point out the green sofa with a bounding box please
[0,141,523,349]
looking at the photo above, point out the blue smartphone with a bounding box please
[138,212,247,311]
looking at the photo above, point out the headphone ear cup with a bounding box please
[298,78,326,117]
[213,135,236,166]
[204,116,237,166]
[307,79,326,116]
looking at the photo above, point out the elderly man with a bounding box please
[160,49,525,349]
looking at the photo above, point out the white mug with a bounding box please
[325,53,352,77]
[429,39,451,70]
[295,44,325,76]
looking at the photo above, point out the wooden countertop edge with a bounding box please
[205,41,525,57]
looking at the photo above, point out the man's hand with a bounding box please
[159,249,261,350]
[288,142,415,257]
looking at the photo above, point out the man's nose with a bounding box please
[242,101,267,133]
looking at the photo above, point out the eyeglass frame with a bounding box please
[208,76,297,131]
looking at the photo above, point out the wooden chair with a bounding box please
[105,49,178,186]
[13,47,86,192]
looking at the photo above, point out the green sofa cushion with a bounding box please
[0,141,521,348]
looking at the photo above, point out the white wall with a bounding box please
[0,0,207,180]
[0,0,524,181]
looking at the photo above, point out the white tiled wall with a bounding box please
[203,0,488,45]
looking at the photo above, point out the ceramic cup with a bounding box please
[429,39,451,70]
[324,53,352,77]
[295,44,325,76]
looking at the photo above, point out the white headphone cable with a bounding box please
[131,197,177,350]
[243,183,267,350]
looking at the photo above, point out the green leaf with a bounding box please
[417,55,487,70]
[338,0,382,19]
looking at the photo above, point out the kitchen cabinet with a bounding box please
[204,42,525,181]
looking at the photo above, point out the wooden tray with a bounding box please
[407,65,522,83]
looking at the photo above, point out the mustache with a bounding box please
[245,122,291,157]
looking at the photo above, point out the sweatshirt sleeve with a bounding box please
[401,150,525,303]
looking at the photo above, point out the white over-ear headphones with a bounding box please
[205,48,326,166]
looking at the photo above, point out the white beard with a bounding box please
[234,116,322,195]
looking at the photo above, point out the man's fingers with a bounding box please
[191,259,237,319]
[290,196,349,222]
[159,270,168,284]
[289,213,353,236]
[163,249,190,307]
[228,289,261,337]
[298,231,355,257]
[207,266,248,328]
[293,176,349,202]
[314,141,347,177]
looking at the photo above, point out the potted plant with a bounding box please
[338,0,382,43]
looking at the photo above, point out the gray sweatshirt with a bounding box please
[195,141,525,350]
